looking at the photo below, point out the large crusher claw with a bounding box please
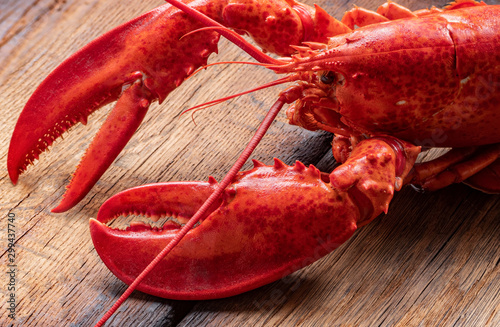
[90,160,359,300]
[90,138,419,300]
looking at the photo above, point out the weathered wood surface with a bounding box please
[1,0,499,326]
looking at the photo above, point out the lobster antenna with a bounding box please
[180,75,297,118]
[94,95,289,327]
[165,0,286,65]
[183,75,295,126]
[185,60,278,82]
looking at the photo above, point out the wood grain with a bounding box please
[1,0,499,326]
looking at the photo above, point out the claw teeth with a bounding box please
[162,220,184,230]
[128,221,150,231]
[150,213,161,222]
[105,208,197,232]
[18,121,71,175]
[126,219,183,232]
[79,114,88,125]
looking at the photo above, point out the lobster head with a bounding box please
[283,5,500,149]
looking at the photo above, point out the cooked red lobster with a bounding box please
[7,0,499,325]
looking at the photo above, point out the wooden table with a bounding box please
[1,0,499,326]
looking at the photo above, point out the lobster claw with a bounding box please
[90,159,360,300]
[8,2,222,212]
[8,0,349,212]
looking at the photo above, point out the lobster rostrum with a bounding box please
[7,0,500,324]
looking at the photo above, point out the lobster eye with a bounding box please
[320,71,335,84]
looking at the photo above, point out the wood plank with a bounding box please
[1,0,499,326]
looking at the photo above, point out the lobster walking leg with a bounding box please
[465,158,500,193]
[341,0,486,29]
[341,7,390,29]
[408,144,500,192]
[341,1,420,28]
[376,2,418,19]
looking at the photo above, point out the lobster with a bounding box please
[7,0,500,325]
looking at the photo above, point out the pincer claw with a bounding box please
[8,2,222,212]
[90,160,359,300]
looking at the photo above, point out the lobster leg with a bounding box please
[340,7,390,29]
[340,2,418,29]
[376,2,418,19]
[341,0,486,29]
[408,143,500,193]
[90,137,420,300]
[465,159,500,193]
